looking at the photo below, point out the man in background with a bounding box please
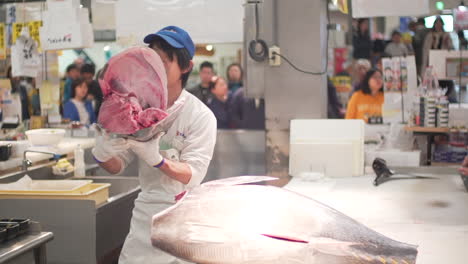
[62,64,80,104]
[410,18,430,76]
[81,63,103,117]
[187,61,214,104]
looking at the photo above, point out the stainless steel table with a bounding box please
[0,232,54,264]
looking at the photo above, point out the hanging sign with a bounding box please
[12,21,42,48]
[332,0,348,14]
[0,23,6,60]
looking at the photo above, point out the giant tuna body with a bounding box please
[98,46,168,135]
[151,176,418,264]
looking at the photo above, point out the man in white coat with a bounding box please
[92,26,217,263]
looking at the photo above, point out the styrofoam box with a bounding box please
[290,119,365,178]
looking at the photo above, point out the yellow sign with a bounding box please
[0,23,5,60]
[331,76,352,93]
[12,22,23,44]
[333,0,348,14]
[12,21,43,48]
[28,21,42,49]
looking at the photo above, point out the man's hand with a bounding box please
[128,132,165,167]
[92,129,130,163]
[459,156,468,176]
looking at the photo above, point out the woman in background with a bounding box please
[226,63,243,93]
[421,17,453,76]
[63,78,96,125]
[206,76,232,129]
[345,69,384,124]
[353,18,373,60]
[352,59,371,93]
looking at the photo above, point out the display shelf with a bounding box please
[431,162,463,167]
[404,126,450,133]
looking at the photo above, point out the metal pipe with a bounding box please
[22,150,61,171]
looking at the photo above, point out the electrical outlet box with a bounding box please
[269,46,281,66]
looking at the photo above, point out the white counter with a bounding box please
[0,137,95,172]
[284,172,468,264]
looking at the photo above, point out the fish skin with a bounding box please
[151,177,418,264]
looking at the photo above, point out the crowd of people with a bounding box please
[57,59,265,130]
[327,16,458,124]
[60,61,103,126]
[353,16,454,76]
[187,61,265,130]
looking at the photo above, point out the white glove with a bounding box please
[128,132,165,168]
[92,129,130,163]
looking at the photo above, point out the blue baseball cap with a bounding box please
[143,26,195,59]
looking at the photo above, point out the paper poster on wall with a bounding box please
[391,57,401,92]
[334,48,348,74]
[400,59,408,91]
[383,58,394,91]
[352,0,429,18]
[382,56,417,124]
[382,56,415,92]
[0,24,5,60]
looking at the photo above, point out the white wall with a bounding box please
[385,16,401,39]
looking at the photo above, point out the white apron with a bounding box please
[118,90,217,264]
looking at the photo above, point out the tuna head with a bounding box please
[151,176,418,264]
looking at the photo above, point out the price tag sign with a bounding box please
[12,21,43,49]
[0,23,5,60]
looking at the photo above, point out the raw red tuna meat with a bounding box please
[98,47,168,134]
